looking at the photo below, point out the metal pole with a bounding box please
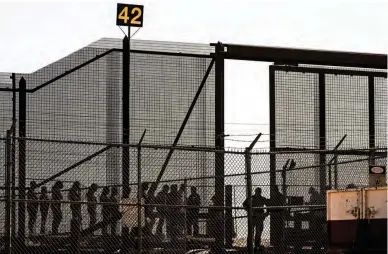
[137,130,146,254]
[122,33,130,197]
[137,145,142,253]
[328,165,332,189]
[233,186,237,235]
[245,134,262,254]
[319,73,326,195]
[268,65,277,247]
[184,179,188,252]
[245,151,253,254]
[281,159,289,252]
[153,58,215,192]
[334,154,338,189]
[368,75,375,165]
[11,73,16,241]
[122,27,131,249]
[6,130,12,253]
[225,185,233,248]
[327,135,347,190]
[18,77,27,250]
[214,42,225,253]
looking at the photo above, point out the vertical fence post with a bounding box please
[214,41,225,253]
[328,164,332,189]
[319,73,326,196]
[184,178,188,252]
[244,134,261,254]
[368,75,375,165]
[5,130,12,253]
[122,34,130,249]
[225,185,233,248]
[136,130,146,254]
[137,144,142,253]
[334,154,338,189]
[18,77,27,251]
[280,160,288,252]
[11,73,16,243]
[233,186,237,237]
[269,65,277,247]
[244,150,253,254]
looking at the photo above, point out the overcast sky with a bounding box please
[1,0,387,148]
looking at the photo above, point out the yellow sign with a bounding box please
[116,3,144,27]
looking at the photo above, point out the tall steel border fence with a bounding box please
[0,38,386,253]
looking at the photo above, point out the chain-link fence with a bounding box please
[1,136,385,253]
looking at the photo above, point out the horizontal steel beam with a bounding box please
[220,43,387,69]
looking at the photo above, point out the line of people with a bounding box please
[27,180,121,235]
[141,182,201,239]
[26,180,202,238]
[242,186,325,251]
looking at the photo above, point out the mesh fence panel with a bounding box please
[273,70,320,149]
[273,69,320,196]
[13,48,214,147]
[9,47,215,191]
[0,73,14,138]
[272,66,387,200]
[130,53,214,146]
[0,138,5,236]
[0,138,386,253]
[0,40,386,253]
[375,76,387,149]
[325,74,369,149]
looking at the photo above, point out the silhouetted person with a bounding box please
[100,186,110,235]
[39,186,49,234]
[51,181,64,234]
[243,187,269,250]
[167,184,181,240]
[156,185,169,236]
[178,184,186,199]
[306,187,323,205]
[142,182,149,201]
[306,187,325,233]
[187,186,200,236]
[207,195,222,239]
[86,183,98,229]
[177,183,186,235]
[269,185,286,248]
[27,181,39,235]
[69,181,82,221]
[110,186,120,235]
[145,182,157,235]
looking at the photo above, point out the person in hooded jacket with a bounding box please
[86,183,98,228]
[39,186,49,234]
[27,181,39,235]
[51,181,64,234]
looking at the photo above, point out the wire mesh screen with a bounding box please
[130,53,214,146]
[273,71,320,149]
[128,52,215,192]
[325,74,369,149]
[14,47,117,142]
[9,43,214,189]
[271,65,387,195]
[0,73,14,137]
[272,68,320,195]
[13,46,214,146]
[375,76,387,149]
[1,138,386,252]
[0,137,5,234]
